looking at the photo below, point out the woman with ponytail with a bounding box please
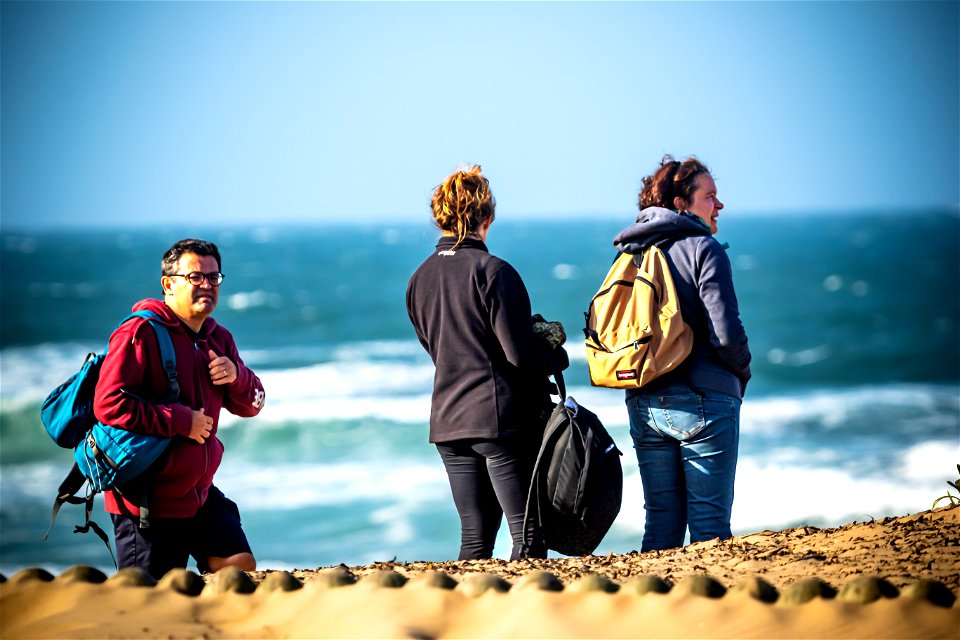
[614,155,752,552]
[406,165,547,560]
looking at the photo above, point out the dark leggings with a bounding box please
[436,437,543,560]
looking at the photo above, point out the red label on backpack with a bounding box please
[616,369,638,381]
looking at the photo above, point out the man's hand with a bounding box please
[208,349,237,385]
[190,408,213,443]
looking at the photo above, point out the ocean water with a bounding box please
[1,211,958,576]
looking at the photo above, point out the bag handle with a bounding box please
[553,366,567,401]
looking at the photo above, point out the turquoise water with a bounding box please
[1,211,958,575]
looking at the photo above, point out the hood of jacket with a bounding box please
[613,207,711,254]
[132,298,221,335]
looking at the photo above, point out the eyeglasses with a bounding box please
[168,272,225,286]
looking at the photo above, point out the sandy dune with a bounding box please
[2,505,957,639]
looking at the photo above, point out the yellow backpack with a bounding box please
[583,246,692,388]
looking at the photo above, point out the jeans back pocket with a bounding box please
[649,392,706,441]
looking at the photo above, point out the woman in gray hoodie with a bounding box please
[613,155,751,551]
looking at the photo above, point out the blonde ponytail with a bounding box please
[431,165,495,245]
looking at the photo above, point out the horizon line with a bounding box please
[4,206,959,234]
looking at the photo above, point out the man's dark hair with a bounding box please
[161,239,222,275]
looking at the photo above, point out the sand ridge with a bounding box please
[328,506,959,593]
[1,506,958,639]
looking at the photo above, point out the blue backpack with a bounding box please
[40,310,180,565]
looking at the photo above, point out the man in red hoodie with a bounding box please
[94,238,265,579]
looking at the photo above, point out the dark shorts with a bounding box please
[111,485,251,579]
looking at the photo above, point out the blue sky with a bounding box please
[2,1,958,229]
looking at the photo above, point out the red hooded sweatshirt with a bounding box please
[93,299,265,518]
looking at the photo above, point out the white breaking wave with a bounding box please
[218,359,437,426]
[226,376,958,444]
[2,434,954,571]
[7,342,957,436]
[0,339,435,408]
[596,437,959,550]
[741,384,960,435]
[0,342,99,409]
[123,435,960,536]
[4,341,958,536]
[731,438,958,531]
[5,436,953,533]
[213,460,449,511]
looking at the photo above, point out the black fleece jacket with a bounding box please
[406,236,545,443]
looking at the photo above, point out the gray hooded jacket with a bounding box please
[613,207,751,398]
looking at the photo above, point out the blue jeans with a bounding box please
[626,386,741,552]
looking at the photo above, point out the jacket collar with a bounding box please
[613,207,712,254]
[435,235,488,252]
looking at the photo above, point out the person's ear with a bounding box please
[161,275,176,296]
[673,196,687,212]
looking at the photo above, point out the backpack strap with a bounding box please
[128,311,180,528]
[553,366,567,401]
[521,397,580,557]
[42,464,87,542]
[128,310,180,403]
[147,319,180,403]
[72,489,118,568]
[583,252,633,347]
[42,463,117,567]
